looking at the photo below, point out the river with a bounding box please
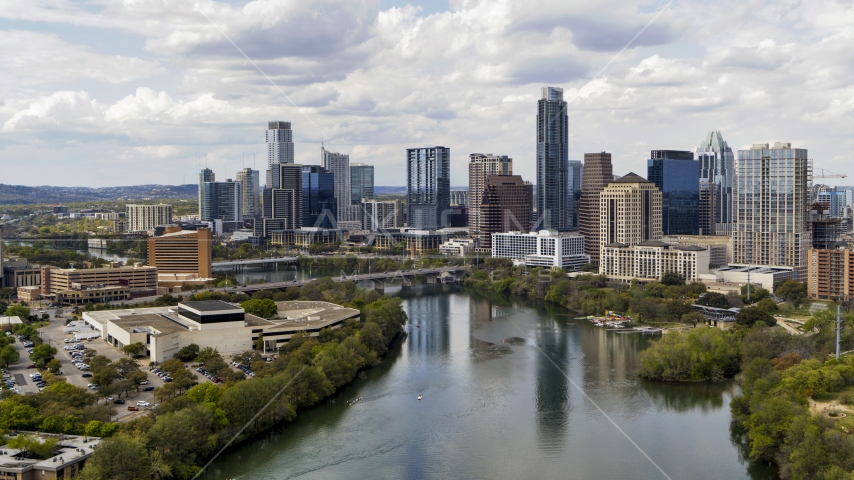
[200,285,774,480]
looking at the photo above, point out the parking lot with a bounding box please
[36,317,172,420]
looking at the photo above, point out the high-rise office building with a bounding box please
[263,163,303,229]
[362,199,404,231]
[479,175,533,250]
[235,168,260,220]
[126,204,173,232]
[468,153,512,234]
[697,130,734,235]
[148,226,213,278]
[699,178,716,236]
[407,147,450,230]
[302,165,337,229]
[568,160,582,230]
[266,121,294,166]
[578,152,613,262]
[647,150,700,235]
[599,173,662,248]
[201,181,242,222]
[350,163,374,205]
[536,86,570,230]
[733,142,811,279]
[198,168,215,219]
[321,146,351,224]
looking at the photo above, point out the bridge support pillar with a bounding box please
[374,281,385,291]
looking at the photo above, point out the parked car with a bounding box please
[113,399,125,405]
[82,373,92,378]
[143,386,155,391]
[137,401,150,407]
[26,364,35,369]
[127,406,138,411]
[139,380,149,385]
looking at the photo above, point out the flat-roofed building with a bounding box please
[479,175,532,250]
[16,285,41,303]
[147,226,213,278]
[0,433,101,479]
[126,204,173,232]
[711,264,795,291]
[492,230,589,271]
[807,248,854,301]
[57,284,131,304]
[600,240,710,283]
[41,263,157,298]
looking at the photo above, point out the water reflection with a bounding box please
[533,314,571,453]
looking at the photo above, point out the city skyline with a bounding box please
[1,1,852,188]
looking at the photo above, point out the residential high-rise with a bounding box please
[263,163,303,229]
[578,152,613,262]
[568,160,582,230]
[126,204,173,232]
[599,173,662,249]
[350,163,374,205]
[198,168,215,219]
[697,130,735,235]
[450,190,469,207]
[407,147,450,230]
[266,121,294,165]
[321,146,351,224]
[536,86,570,230]
[302,165,337,229]
[807,248,854,300]
[201,181,241,222]
[235,168,260,220]
[479,175,533,249]
[647,150,700,235]
[468,153,512,234]
[733,142,811,279]
[699,179,716,236]
[362,199,404,231]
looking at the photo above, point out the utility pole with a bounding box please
[837,305,842,360]
[747,266,751,303]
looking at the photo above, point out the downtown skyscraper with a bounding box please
[536,86,570,230]
[647,150,700,235]
[235,168,260,220]
[697,130,735,235]
[266,121,294,166]
[407,147,450,230]
[468,153,512,235]
[579,152,613,262]
[733,142,811,279]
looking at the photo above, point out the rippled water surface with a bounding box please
[202,286,774,480]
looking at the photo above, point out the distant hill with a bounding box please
[0,184,198,204]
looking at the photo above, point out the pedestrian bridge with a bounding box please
[212,257,299,268]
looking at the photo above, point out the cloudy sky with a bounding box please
[1,0,853,188]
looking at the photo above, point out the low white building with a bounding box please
[708,264,795,290]
[492,230,589,271]
[600,240,710,282]
[83,300,359,362]
[439,238,478,256]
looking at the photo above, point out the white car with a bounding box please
[137,401,150,407]
[139,380,149,385]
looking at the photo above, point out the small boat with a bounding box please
[417,395,423,401]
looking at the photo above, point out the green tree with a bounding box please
[581,263,599,273]
[736,306,777,327]
[0,345,19,367]
[661,271,685,286]
[639,327,740,381]
[695,292,730,309]
[240,298,278,319]
[680,311,706,327]
[46,358,62,374]
[741,284,769,303]
[755,297,778,314]
[775,279,807,307]
[174,344,200,362]
[29,343,57,364]
[7,435,58,459]
[77,435,155,480]
[4,305,30,319]
[122,342,145,357]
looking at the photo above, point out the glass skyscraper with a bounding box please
[733,142,811,279]
[536,86,570,230]
[302,165,337,228]
[696,130,734,235]
[647,150,700,235]
[568,160,582,230]
[350,163,374,204]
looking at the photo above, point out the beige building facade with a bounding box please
[126,204,173,232]
[599,172,663,253]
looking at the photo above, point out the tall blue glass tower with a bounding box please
[536,86,570,230]
[302,165,337,228]
[647,150,700,235]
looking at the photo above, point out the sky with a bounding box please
[1,0,854,188]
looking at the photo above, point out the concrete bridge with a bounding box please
[212,257,299,269]
[221,266,468,294]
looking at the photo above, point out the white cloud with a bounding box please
[2,0,854,187]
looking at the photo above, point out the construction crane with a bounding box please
[815,167,848,179]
